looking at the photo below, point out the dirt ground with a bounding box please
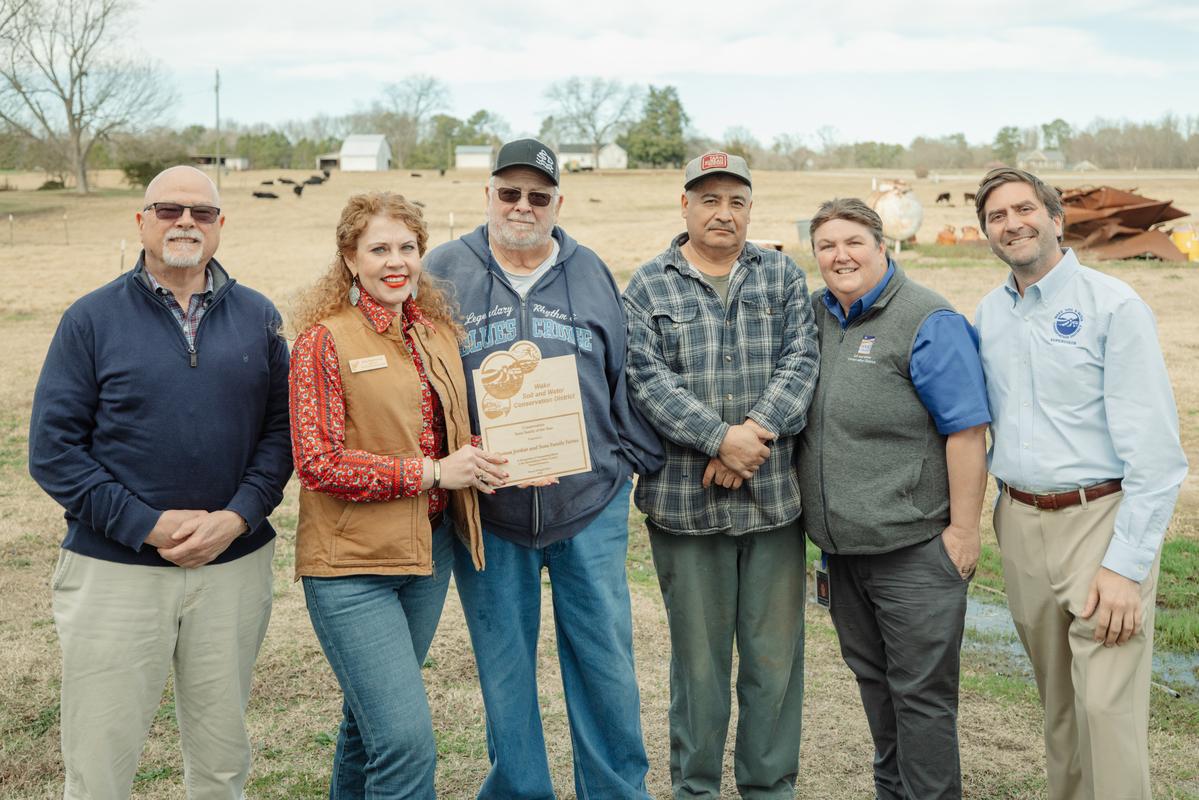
[1,167,1197,798]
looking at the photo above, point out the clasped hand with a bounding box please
[703,419,776,489]
[146,509,247,568]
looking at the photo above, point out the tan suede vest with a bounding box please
[295,304,483,578]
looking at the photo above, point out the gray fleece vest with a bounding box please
[798,266,952,555]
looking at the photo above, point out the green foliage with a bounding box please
[291,137,341,171]
[849,140,905,168]
[993,126,1021,165]
[1041,118,1073,151]
[120,160,171,189]
[113,128,192,188]
[235,130,294,170]
[620,85,689,167]
[406,110,503,171]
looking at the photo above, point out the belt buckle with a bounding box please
[1034,493,1059,511]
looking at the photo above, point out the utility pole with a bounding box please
[214,69,221,191]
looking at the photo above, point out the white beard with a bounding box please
[162,230,205,268]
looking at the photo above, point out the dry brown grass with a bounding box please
[1,167,1196,799]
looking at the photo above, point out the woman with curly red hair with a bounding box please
[290,192,507,798]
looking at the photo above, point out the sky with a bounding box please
[132,0,1199,148]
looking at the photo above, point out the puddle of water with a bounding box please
[963,596,1199,694]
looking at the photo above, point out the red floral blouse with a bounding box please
[290,290,449,516]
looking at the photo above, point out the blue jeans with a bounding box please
[452,481,651,800]
[303,521,454,800]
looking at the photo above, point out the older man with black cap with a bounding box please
[424,138,663,800]
[624,153,819,799]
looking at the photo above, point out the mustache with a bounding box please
[165,229,204,244]
[1002,228,1036,244]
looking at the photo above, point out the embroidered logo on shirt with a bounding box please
[1054,308,1082,338]
[856,336,876,355]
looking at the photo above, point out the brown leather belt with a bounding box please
[1005,479,1122,511]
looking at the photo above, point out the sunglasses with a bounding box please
[494,187,554,207]
[143,202,221,224]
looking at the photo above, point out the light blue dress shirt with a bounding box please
[974,248,1188,582]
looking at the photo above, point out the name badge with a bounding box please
[349,355,388,373]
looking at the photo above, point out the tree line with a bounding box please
[3,1,1199,193]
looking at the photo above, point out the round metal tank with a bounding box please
[868,179,923,242]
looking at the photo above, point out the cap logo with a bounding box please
[535,148,556,176]
[702,153,728,171]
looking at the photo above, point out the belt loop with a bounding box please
[1078,487,1089,510]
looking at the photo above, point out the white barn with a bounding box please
[456,145,494,170]
[339,135,391,172]
[559,143,628,171]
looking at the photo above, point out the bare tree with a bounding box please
[380,74,448,168]
[545,77,640,165]
[0,0,173,193]
[0,0,30,37]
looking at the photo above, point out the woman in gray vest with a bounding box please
[797,198,990,800]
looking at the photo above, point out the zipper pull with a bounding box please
[189,346,197,368]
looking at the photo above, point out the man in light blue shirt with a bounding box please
[973,167,1187,800]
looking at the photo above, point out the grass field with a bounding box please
[1,167,1197,798]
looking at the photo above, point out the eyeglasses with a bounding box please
[494,187,554,207]
[143,202,221,224]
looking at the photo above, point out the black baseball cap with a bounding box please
[492,138,559,186]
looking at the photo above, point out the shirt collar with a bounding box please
[1003,247,1079,304]
[145,267,213,300]
[665,232,758,278]
[822,260,895,327]
[356,288,434,335]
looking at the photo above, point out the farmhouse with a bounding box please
[189,154,249,171]
[1017,149,1066,171]
[339,135,392,172]
[455,145,495,170]
[559,143,628,171]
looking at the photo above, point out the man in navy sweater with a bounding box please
[28,165,292,800]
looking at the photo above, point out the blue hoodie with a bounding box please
[424,224,664,548]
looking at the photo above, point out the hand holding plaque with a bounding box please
[472,340,592,484]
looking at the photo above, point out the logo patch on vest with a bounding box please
[349,355,388,373]
[848,335,878,364]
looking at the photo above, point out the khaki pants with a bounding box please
[995,491,1157,800]
[51,543,274,800]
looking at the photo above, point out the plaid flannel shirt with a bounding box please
[144,267,214,348]
[624,234,818,535]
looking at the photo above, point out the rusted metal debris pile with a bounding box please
[1062,186,1190,261]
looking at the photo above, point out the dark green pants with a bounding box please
[648,521,806,800]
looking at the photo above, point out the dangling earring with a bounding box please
[348,277,361,306]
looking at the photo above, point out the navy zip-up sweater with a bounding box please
[28,256,293,566]
[424,224,664,548]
